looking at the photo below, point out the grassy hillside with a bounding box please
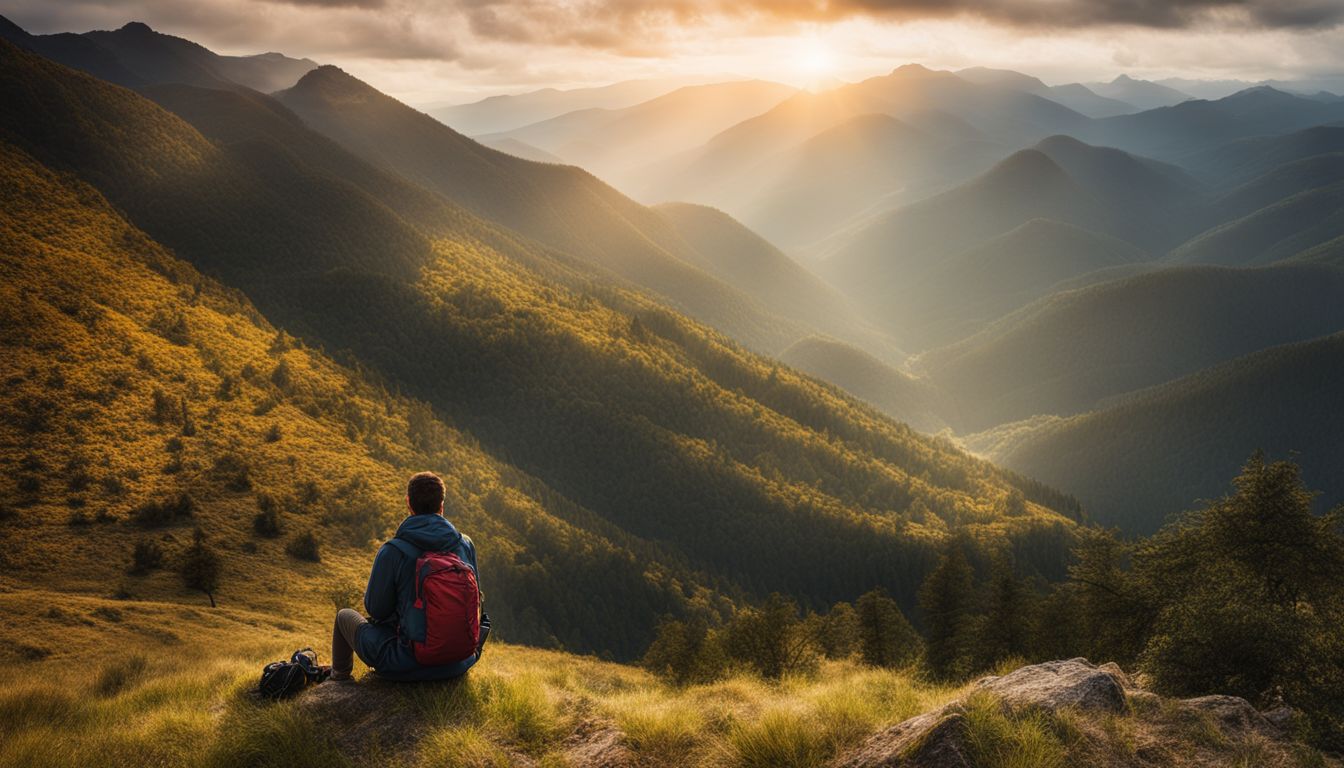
[4,599,1332,768]
[0,139,729,656]
[0,40,1080,647]
[977,333,1344,533]
[921,264,1344,432]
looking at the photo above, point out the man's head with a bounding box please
[406,471,445,516]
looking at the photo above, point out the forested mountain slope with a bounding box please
[921,264,1344,432]
[1087,87,1344,158]
[779,337,950,433]
[897,219,1147,350]
[975,333,1344,533]
[271,64,816,353]
[0,40,1080,641]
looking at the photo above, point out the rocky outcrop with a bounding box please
[830,660,1325,768]
[1182,694,1275,735]
[834,706,971,768]
[975,657,1127,714]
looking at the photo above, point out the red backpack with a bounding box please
[389,539,484,665]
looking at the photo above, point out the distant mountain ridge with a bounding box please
[0,15,315,91]
[922,264,1344,432]
[978,332,1344,533]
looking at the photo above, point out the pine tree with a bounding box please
[1136,453,1344,745]
[816,601,860,659]
[977,552,1032,668]
[919,540,975,679]
[855,588,921,668]
[723,593,819,679]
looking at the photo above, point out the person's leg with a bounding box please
[331,608,368,680]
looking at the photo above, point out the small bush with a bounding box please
[285,531,321,562]
[129,539,165,574]
[150,388,176,424]
[265,423,282,442]
[132,493,195,527]
[252,493,282,537]
[212,453,251,492]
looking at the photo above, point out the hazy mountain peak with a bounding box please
[286,64,372,100]
[1034,133,1089,152]
[983,148,1070,186]
[890,62,937,77]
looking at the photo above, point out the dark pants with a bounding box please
[332,608,368,677]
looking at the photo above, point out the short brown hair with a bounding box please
[406,472,445,515]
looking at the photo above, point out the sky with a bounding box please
[7,0,1344,105]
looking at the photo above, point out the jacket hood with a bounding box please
[394,513,462,551]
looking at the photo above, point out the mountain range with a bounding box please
[0,24,1088,665]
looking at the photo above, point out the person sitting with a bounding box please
[331,471,488,681]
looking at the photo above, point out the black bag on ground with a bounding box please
[258,648,331,699]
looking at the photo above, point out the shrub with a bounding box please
[150,388,175,424]
[265,423,282,442]
[723,593,819,680]
[129,539,164,574]
[642,616,727,685]
[132,493,195,527]
[285,531,321,562]
[181,528,221,607]
[856,588,921,668]
[212,453,251,492]
[252,495,283,538]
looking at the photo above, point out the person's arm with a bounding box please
[363,543,400,622]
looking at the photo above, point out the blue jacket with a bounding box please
[354,513,481,680]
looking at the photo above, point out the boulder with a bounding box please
[974,658,1127,714]
[1098,661,1133,689]
[832,705,971,768]
[1262,706,1299,733]
[1182,695,1274,735]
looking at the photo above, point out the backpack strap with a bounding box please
[476,611,492,658]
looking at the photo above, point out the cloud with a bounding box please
[433,0,1344,47]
